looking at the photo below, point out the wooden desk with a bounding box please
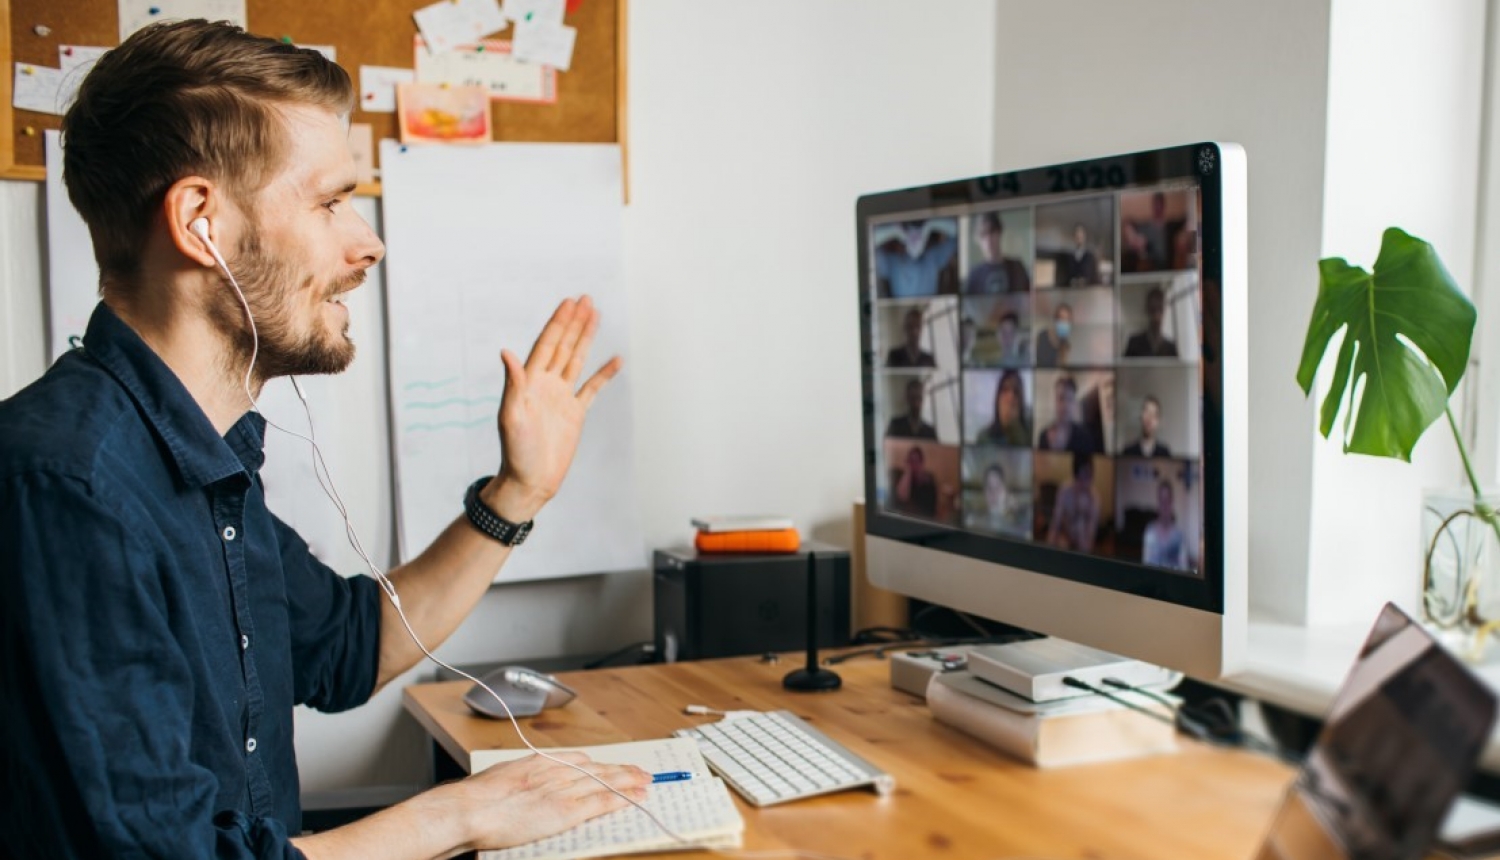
[403,656,1295,860]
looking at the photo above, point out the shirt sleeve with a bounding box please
[0,471,306,859]
[270,511,382,713]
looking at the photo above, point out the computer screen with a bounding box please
[858,142,1247,678]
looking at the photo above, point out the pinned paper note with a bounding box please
[413,0,508,56]
[13,63,69,116]
[396,83,492,144]
[360,65,416,113]
[414,37,556,103]
[348,123,375,185]
[59,45,109,73]
[512,19,576,72]
[117,0,247,42]
[502,0,564,26]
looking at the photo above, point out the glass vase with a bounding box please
[1421,488,1500,660]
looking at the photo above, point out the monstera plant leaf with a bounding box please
[1297,227,1476,462]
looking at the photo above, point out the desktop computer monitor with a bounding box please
[858,142,1247,679]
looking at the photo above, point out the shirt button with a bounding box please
[222,526,237,542]
[246,737,257,753]
[240,634,249,651]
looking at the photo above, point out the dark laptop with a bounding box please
[1254,603,1497,859]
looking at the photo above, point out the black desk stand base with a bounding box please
[783,666,842,691]
[783,551,842,692]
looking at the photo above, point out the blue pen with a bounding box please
[651,771,693,783]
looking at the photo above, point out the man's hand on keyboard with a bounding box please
[438,751,651,851]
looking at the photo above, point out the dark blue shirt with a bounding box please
[0,304,383,858]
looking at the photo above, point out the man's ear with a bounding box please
[164,176,221,269]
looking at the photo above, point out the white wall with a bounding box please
[0,0,998,792]
[1308,0,1487,626]
[991,1,1335,622]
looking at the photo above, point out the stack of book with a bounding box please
[690,516,800,554]
[925,639,1179,769]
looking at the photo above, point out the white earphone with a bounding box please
[189,216,229,270]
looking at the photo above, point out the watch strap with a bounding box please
[464,476,534,547]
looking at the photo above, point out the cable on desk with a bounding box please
[1095,677,1295,764]
[581,640,655,670]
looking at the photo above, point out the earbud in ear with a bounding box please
[189,217,211,243]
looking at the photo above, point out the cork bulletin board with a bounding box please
[0,0,626,194]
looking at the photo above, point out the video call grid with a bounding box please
[868,183,1205,576]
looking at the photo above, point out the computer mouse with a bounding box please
[463,666,578,719]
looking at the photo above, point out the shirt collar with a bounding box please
[82,302,266,487]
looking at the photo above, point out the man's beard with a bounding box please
[211,229,364,382]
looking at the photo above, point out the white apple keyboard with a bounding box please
[673,710,895,807]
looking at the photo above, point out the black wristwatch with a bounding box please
[464,476,534,547]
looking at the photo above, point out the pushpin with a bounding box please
[23,126,37,136]
[149,6,161,15]
[475,44,485,53]
[399,145,409,153]
[33,24,52,37]
[365,92,375,100]
[63,46,73,57]
[280,35,292,44]
[21,65,34,75]
[440,81,450,89]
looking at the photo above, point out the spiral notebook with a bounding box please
[473,738,745,860]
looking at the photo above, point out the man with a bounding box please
[1123,286,1179,358]
[1121,395,1173,458]
[885,378,938,439]
[964,212,1030,294]
[1037,373,1097,456]
[1034,303,1072,368]
[1046,452,1099,553]
[892,445,939,518]
[886,306,936,368]
[994,311,1029,365]
[875,219,958,298]
[1058,223,1100,286]
[0,21,648,859]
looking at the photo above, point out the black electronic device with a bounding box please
[653,544,851,663]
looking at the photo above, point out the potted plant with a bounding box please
[1296,226,1496,656]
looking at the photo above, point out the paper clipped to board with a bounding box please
[360,66,417,113]
[116,0,247,42]
[511,19,577,72]
[414,0,509,56]
[414,37,557,103]
[472,738,744,859]
[13,64,68,116]
[504,0,566,27]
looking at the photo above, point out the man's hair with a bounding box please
[63,20,354,289]
[978,212,1002,234]
[1142,394,1161,412]
[1055,373,1077,396]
